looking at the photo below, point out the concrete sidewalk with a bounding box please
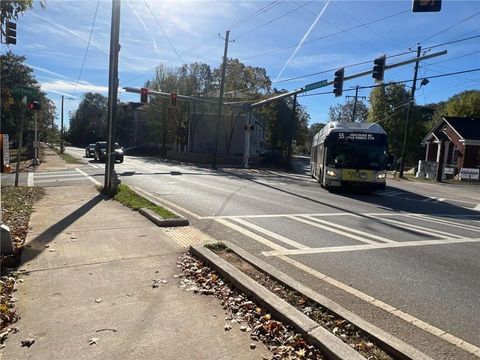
[1,151,269,359]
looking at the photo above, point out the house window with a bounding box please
[452,145,459,164]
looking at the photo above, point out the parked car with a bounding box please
[85,143,95,158]
[94,141,124,163]
[258,150,287,168]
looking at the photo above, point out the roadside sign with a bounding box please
[304,79,328,92]
[459,168,479,180]
[12,84,39,100]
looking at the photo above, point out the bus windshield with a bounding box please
[326,142,387,170]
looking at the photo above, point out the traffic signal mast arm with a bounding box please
[250,49,447,108]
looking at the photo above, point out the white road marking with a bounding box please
[403,214,480,233]
[33,172,83,178]
[475,204,480,211]
[263,237,480,256]
[132,186,201,219]
[231,218,309,249]
[215,218,289,252]
[27,172,34,187]
[363,214,464,239]
[276,254,480,357]
[382,191,403,196]
[201,212,356,220]
[302,215,396,243]
[34,177,89,183]
[89,163,99,169]
[289,216,380,245]
[75,168,102,186]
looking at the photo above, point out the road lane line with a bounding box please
[27,172,34,187]
[364,214,464,239]
[403,214,480,233]
[215,218,289,252]
[231,218,309,249]
[201,212,356,219]
[89,163,99,169]
[289,216,380,245]
[302,215,396,243]
[263,237,480,256]
[132,186,201,219]
[75,168,102,186]
[275,254,480,357]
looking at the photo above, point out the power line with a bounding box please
[72,0,100,96]
[233,1,314,41]
[275,49,415,85]
[428,50,480,66]
[144,0,186,65]
[229,1,281,29]
[300,68,480,97]
[424,34,480,50]
[241,9,410,60]
[421,11,480,43]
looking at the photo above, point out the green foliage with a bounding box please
[328,99,368,123]
[0,0,34,24]
[443,90,480,118]
[368,83,432,166]
[67,93,107,146]
[114,184,177,219]
[0,51,56,141]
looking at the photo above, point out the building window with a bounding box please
[452,145,459,164]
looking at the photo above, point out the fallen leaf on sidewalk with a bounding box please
[88,337,99,345]
[95,298,102,303]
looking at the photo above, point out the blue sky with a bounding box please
[3,0,480,129]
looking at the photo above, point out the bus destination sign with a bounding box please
[336,132,376,141]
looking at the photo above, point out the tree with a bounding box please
[1,51,55,141]
[67,93,107,146]
[1,1,34,25]
[368,83,432,166]
[443,90,480,118]
[308,122,326,148]
[328,99,368,123]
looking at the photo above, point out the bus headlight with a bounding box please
[326,170,337,177]
[376,172,386,179]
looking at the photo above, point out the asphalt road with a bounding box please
[12,146,480,359]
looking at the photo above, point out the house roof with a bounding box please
[443,117,480,140]
[422,116,480,144]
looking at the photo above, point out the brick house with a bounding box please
[421,116,480,173]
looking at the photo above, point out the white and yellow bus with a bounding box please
[310,122,388,191]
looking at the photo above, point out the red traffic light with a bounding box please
[170,92,177,107]
[27,101,41,111]
[140,87,148,103]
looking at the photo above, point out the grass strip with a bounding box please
[51,147,83,164]
[114,184,177,219]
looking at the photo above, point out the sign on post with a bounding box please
[459,168,479,180]
[304,79,328,92]
[12,84,39,100]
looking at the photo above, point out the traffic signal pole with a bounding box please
[15,96,27,187]
[104,0,121,194]
[399,45,421,178]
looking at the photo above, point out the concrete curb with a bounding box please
[224,241,433,360]
[190,244,365,360]
[129,187,189,227]
[139,208,189,227]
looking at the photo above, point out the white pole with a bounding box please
[33,111,39,165]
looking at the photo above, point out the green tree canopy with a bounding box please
[328,98,368,123]
[68,93,107,146]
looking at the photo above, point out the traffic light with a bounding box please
[5,21,17,45]
[27,101,41,111]
[372,56,386,83]
[412,0,441,12]
[333,68,344,97]
[170,92,177,107]
[140,87,148,103]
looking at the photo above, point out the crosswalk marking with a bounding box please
[301,215,396,243]
[262,237,480,257]
[75,168,102,186]
[27,172,34,187]
[403,213,480,233]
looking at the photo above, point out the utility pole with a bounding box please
[61,95,64,153]
[243,109,252,168]
[104,0,121,193]
[15,97,27,186]
[345,85,366,122]
[399,44,421,178]
[33,111,39,165]
[212,30,230,169]
[286,94,297,170]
